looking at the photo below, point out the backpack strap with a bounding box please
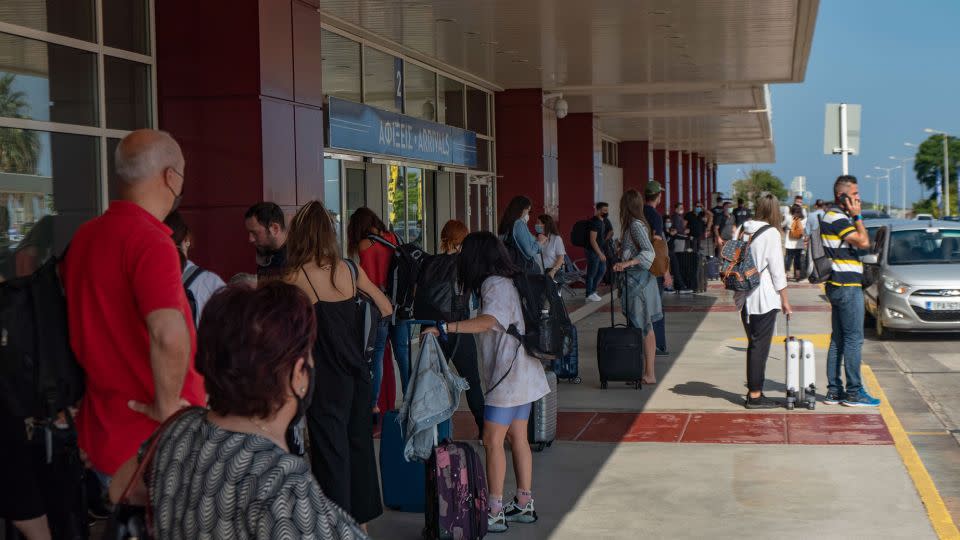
[183,265,204,289]
[368,233,398,251]
[343,259,360,297]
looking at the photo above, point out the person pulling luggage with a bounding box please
[611,189,664,385]
[734,194,793,409]
[422,231,549,534]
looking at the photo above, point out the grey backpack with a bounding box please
[807,215,833,284]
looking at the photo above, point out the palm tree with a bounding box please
[0,73,40,174]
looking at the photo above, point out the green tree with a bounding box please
[913,134,960,191]
[731,169,788,203]
[912,196,940,218]
[0,73,40,174]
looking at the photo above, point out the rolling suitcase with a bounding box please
[596,272,645,390]
[551,325,581,383]
[676,251,698,292]
[784,317,816,410]
[527,369,558,452]
[705,256,720,280]
[424,441,488,540]
[380,410,452,512]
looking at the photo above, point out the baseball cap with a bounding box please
[644,180,663,196]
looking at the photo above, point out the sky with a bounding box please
[718,0,960,208]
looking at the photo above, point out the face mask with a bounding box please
[521,213,530,223]
[601,212,609,218]
[665,220,673,229]
[726,207,733,214]
[285,363,315,456]
[695,207,703,214]
[166,171,185,215]
[534,224,545,234]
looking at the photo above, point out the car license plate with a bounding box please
[926,301,960,311]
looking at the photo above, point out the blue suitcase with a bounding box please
[551,326,581,383]
[379,410,451,512]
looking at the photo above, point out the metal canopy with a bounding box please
[318,0,819,164]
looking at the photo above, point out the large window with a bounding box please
[364,47,401,113]
[0,4,156,275]
[321,29,361,103]
[405,62,436,121]
[439,75,465,129]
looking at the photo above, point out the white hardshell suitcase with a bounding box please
[784,318,816,410]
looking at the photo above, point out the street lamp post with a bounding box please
[890,155,915,218]
[864,175,883,211]
[874,166,900,213]
[925,129,952,216]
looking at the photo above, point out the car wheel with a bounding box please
[875,304,897,339]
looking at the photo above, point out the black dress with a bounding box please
[302,272,382,524]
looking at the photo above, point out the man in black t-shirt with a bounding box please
[733,198,751,226]
[683,202,707,253]
[244,202,288,280]
[585,202,612,301]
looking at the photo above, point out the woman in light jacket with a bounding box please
[735,194,794,409]
[497,195,542,274]
[612,189,662,385]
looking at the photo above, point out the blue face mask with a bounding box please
[695,207,703,214]
[535,224,545,234]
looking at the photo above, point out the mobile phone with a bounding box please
[839,193,852,212]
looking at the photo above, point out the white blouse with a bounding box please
[733,220,788,316]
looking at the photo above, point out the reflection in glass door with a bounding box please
[468,175,494,233]
[386,165,425,246]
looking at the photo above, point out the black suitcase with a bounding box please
[596,273,644,390]
[675,251,698,292]
[696,254,707,293]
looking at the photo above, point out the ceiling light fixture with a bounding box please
[435,17,456,23]
[512,58,529,64]
[649,9,672,15]
[465,31,479,37]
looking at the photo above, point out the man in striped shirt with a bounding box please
[820,175,879,407]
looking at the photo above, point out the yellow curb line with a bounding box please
[863,364,960,539]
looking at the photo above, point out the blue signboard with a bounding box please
[327,97,478,168]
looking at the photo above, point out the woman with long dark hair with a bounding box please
[612,189,662,384]
[736,194,792,408]
[286,201,392,527]
[423,232,549,534]
[497,195,543,273]
[346,207,408,415]
[536,214,566,278]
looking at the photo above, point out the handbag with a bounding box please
[626,220,669,277]
[102,408,197,540]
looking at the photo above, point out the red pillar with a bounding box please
[668,150,681,213]
[157,0,324,279]
[620,141,649,194]
[681,152,691,209]
[652,149,667,211]
[495,89,558,220]
[699,156,713,205]
[692,153,701,205]
[558,113,598,250]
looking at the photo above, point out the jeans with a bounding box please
[826,285,865,396]
[669,253,688,290]
[585,250,606,296]
[370,319,390,409]
[653,276,666,351]
[740,308,779,392]
[784,248,804,276]
[389,320,412,393]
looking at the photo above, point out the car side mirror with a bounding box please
[862,253,879,265]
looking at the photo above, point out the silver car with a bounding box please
[863,220,960,337]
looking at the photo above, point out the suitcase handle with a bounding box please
[610,271,631,327]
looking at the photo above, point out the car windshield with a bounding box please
[887,229,960,265]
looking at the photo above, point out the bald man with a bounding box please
[62,129,205,480]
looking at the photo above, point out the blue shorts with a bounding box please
[483,403,532,426]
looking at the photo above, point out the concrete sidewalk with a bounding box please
[370,283,941,539]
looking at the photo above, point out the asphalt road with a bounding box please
[867,326,960,524]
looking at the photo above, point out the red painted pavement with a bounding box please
[439,410,893,445]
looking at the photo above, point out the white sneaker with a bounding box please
[679,289,693,294]
[587,293,602,302]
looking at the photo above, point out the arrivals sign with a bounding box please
[327,97,478,168]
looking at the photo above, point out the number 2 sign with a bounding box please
[394,57,404,111]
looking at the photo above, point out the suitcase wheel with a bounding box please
[600,380,608,389]
[634,381,641,390]
[786,402,795,411]
[532,442,546,453]
[807,401,816,411]
[573,377,582,384]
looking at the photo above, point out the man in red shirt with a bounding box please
[63,129,205,477]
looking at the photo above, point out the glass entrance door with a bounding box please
[468,175,494,233]
[386,165,425,247]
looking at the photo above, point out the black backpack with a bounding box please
[182,265,206,328]
[507,272,574,361]
[571,220,592,248]
[413,253,467,323]
[0,253,84,419]
[369,234,426,320]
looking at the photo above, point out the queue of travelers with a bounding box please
[0,127,880,540]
